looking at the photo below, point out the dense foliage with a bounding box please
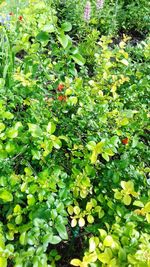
[0,0,150,266]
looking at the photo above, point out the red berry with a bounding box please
[58,95,67,101]
[58,95,64,101]
[18,16,23,21]
[122,138,129,145]
[57,84,64,91]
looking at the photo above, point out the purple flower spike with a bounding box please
[84,1,91,22]
[96,0,104,9]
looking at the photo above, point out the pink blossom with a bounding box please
[84,1,91,21]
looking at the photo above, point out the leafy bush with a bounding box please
[0,1,149,267]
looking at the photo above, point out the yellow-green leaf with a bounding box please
[0,257,7,267]
[0,189,13,202]
[123,195,131,205]
[70,259,82,266]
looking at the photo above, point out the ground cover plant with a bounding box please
[0,0,150,266]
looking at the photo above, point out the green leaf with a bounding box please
[57,33,69,48]
[49,235,61,245]
[55,223,68,240]
[86,141,96,151]
[51,136,62,149]
[7,128,18,138]
[42,24,55,33]
[98,249,112,264]
[146,213,150,223]
[71,53,85,66]
[103,235,114,247]
[68,96,78,105]
[0,122,5,132]
[87,215,94,224]
[19,232,27,245]
[70,259,82,266]
[91,151,98,164]
[46,122,56,135]
[102,153,109,162]
[0,189,13,202]
[3,111,14,119]
[74,206,80,215]
[61,22,72,32]
[119,118,129,126]
[36,31,49,42]
[144,202,150,213]
[123,195,131,205]
[28,123,42,138]
[120,59,129,66]
[114,191,122,200]
[0,257,7,267]
[133,200,144,208]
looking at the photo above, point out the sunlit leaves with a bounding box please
[0,189,13,202]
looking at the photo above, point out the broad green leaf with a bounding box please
[120,59,129,66]
[55,223,68,240]
[3,111,14,119]
[123,195,131,205]
[71,53,85,66]
[104,148,114,156]
[114,191,122,200]
[87,215,94,224]
[98,249,112,264]
[19,232,27,245]
[99,229,107,239]
[48,235,61,245]
[121,181,134,192]
[70,259,82,266]
[61,22,72,32]
[133,200,144,208]
[5,142,15,154]
[7,128,18,138]
[46,122,56,134]
[36,31,49,42]
[57,33,69,48]
[28,123,42,138]
[83,252,97,263]
[0,189,13,202]
[74,206,80,215]
[67,205,74,215]
[42,24,55,33]
[15,215,22,225]
[103,235,114,247]
[102,153,109,162]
